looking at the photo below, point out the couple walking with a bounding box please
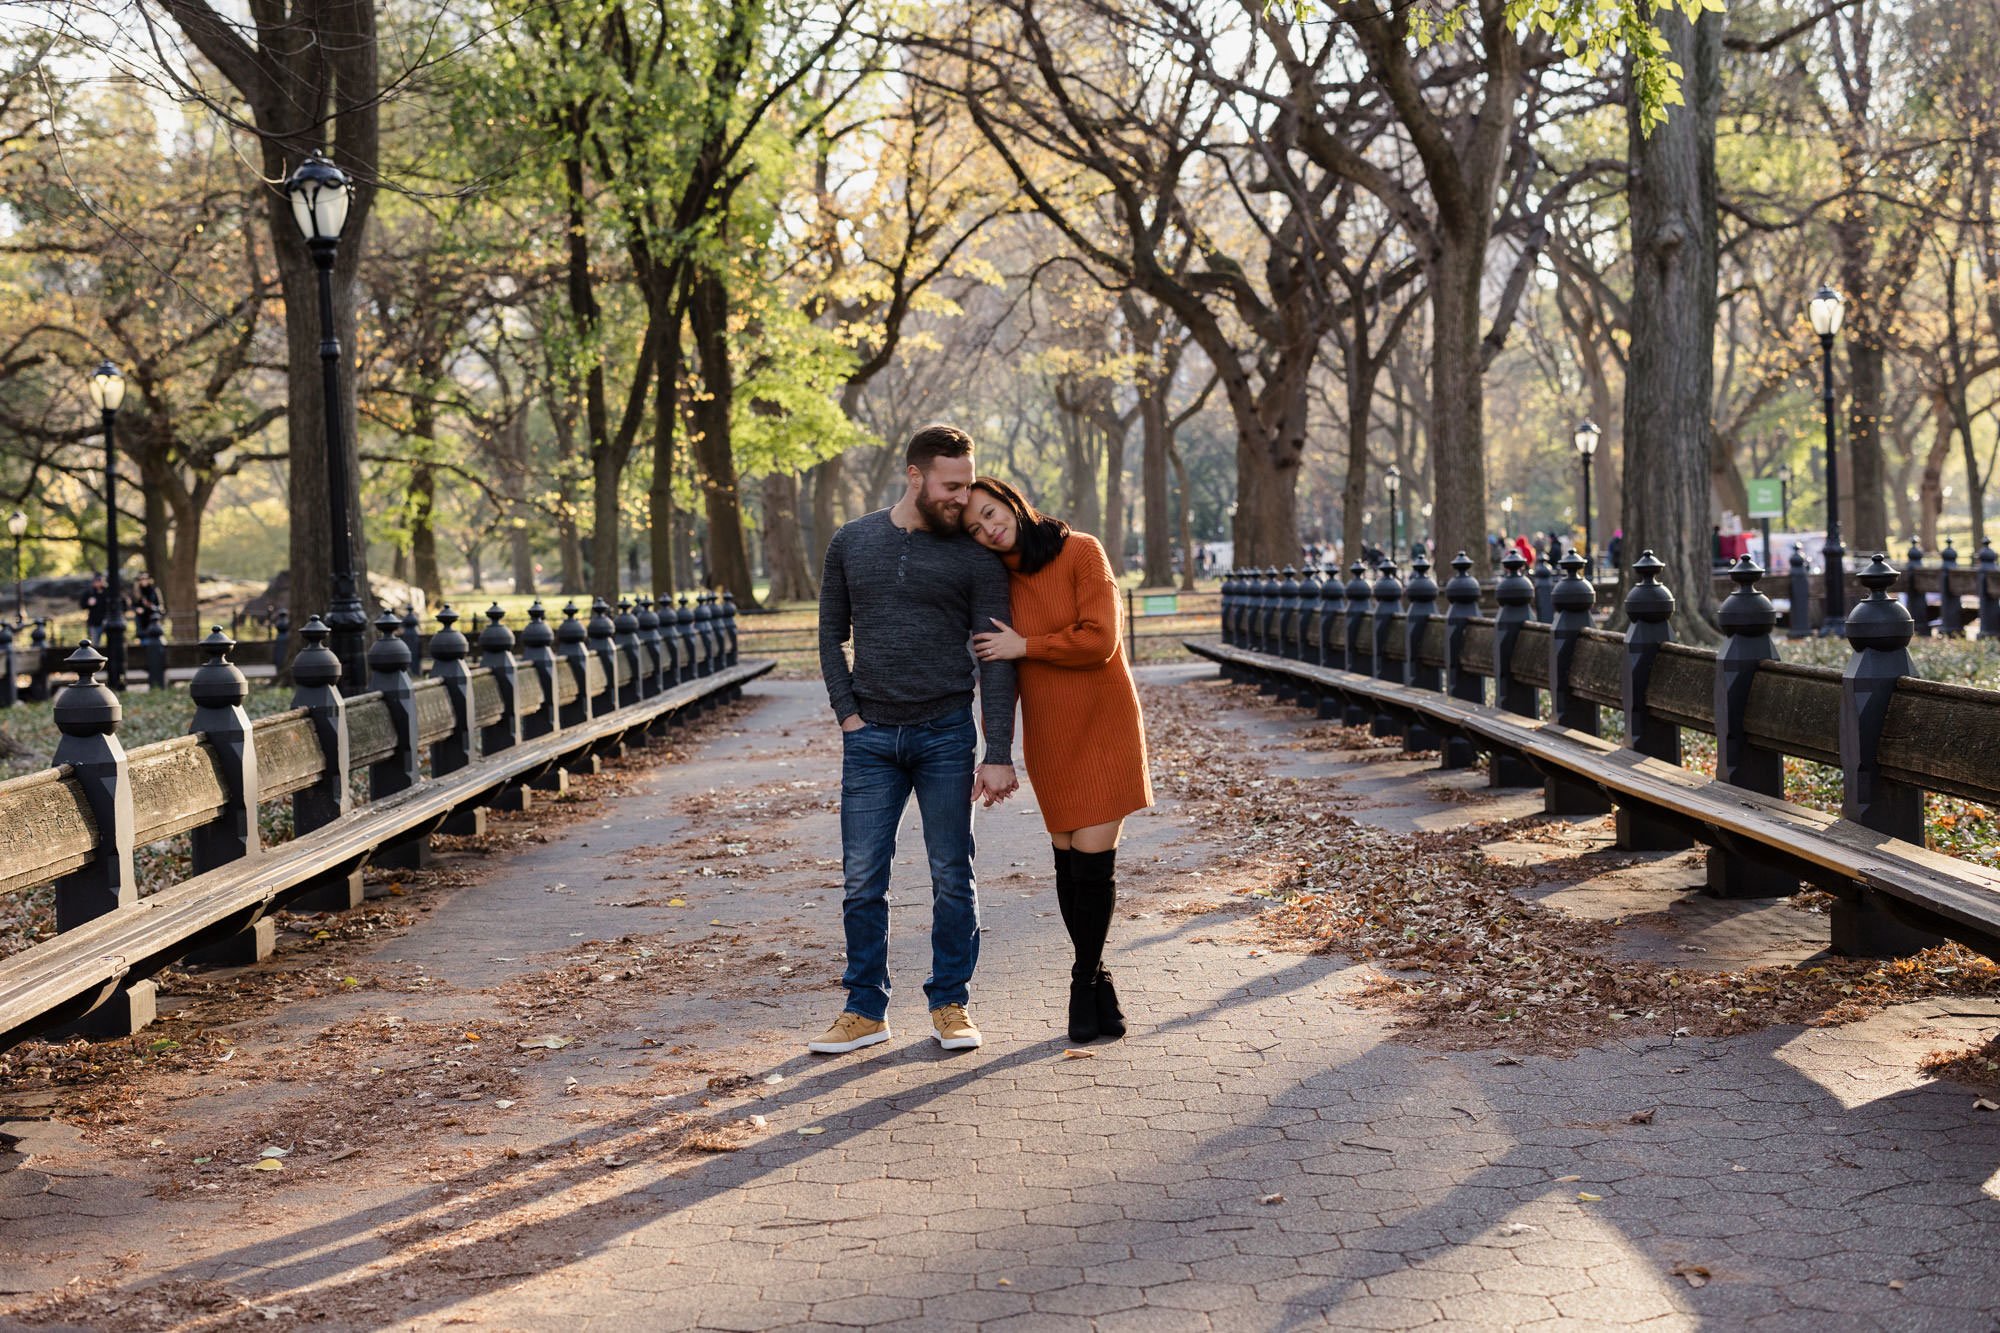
[810,424,1152,1054]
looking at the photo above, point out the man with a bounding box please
[812,424,1018,1055]
[79,572,108,645]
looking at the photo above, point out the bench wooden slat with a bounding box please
[471,670,505,727]
[129,735,229,847]
[413,678,457,747]
[346,693,397,768]
[253,711,324,801]
[0,767,94,897]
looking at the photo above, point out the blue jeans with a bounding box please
[838,707,980,1021]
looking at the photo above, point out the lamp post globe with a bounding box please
[86,360,127,690]
[7,509,24,626]
[1809,284,1847,634]
[284,151,366,688]
[1573,419,1600,573]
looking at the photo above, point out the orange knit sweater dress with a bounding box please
[1004,533,1154,833]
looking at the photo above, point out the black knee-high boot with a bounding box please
[1069,848,1125,1040]
[1053,846,1098,1043]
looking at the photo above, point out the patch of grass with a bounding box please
[0,685,293,781]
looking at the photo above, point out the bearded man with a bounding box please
[809,423,1019,1054]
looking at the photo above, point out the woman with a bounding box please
[964,478,1153,1043]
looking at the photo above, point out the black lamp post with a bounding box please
[1777,460,1792,531]
[1810,284,1847,634]
[87,361,126,690]
[1574,419,1600,574]
[1384,464,1402,558]
[284,151,365,687]
[7,510,24,625]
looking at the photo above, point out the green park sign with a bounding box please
[1746,477,1784,520]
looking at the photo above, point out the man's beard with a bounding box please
[914,491,965,534]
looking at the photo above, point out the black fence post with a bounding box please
[615,597,642,710]
[1708,557,1795,898]
[27,619,50,700]
[1490,550,1539,787]
[288,616,361,912]
[1939,539,1963,637]
[555,601,591,730]
[634,597,662,700]
[431,606,486,836]
[270,609,290,672]
[1438,552,1483,770]
[1342,562,1373,725]
[1980,540,2000,637]
[1618,551,1691,849]
[1299,564,1323,666]
[0,621,13,709]
[1218,569,1236,648]
[1904,538,1930,635]
[1316,563,1346,688]
[1401,548,1441,753]
[1277,566,1301,668]
[1832,554,1940,956]
[675,595,699,687]
[1533,555,1556,622]
[184,628,272,966]
[1546,548,1611,815]
[370,609,429,870]
[142,613,167,689]
[587,597,619,720]
[1787,543,1812,638]
[694,591,718,677]
[401,605,421,663]
[46,641,153,1036]
[1368,558,1404,738]
[722,589,740,670]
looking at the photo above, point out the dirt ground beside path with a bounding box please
[2,667,1998,1332]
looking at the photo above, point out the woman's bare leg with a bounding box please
[1050,818,1123,853]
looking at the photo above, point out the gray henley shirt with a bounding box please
[818,508,1017,766]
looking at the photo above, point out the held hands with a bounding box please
[972,763,1019,808]
[971,617,1027,662]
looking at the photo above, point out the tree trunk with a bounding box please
[162,487,204,643]
[1843,340,1890,554]
[410,462,440,604]
[811,452,843,555]
[647,292,683,601]
[1139,389,1173,586]
[1428,244,1491,578]
[465,540,484,593]
[589,447,625,600]
[1102,416,1127,578]
[1621,8,1721,643]
[139,457,171,596]
[511,524,535,595]
[688,267,758,604]
[1168,434,1197,592]
[762,471,818,602]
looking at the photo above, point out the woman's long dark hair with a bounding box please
[971,476,1070,574]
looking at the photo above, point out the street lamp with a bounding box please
[1384,464,1402,558]
[7,510,24,625]
[1501,494,1514,530]
[1809,283,1846,634]
[284,150,365,688]
[1574,419,1600,573]
[86,361,126,690]
[1777,461,1792,531]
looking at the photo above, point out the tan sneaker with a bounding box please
[930,1003,983,1050]
[807,1012,890,1054]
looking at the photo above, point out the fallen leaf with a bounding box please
[666,897,688,908]
[1497,1223,1538,1237]
[796,1127,825,1137]
[463,1033,481,1042]
[494,1099,515,1110]
[1974,1098,1999,1112]
[1259,1193,1285,1205]
[517,1036,572,1051]
[1889,1280,1906,1291]
[1671,1262,1710,1289]
[247,1159,283,1172]
[1577,1192,1603,1202]
[763,1073,784,1085]
[602,1155,630,1168]
[1556,1174,1582,1183]
[748,1115,767,1129]
[1493,1055,1521,1066]
[1627,1108,1656,1125]
[192,1156,212,1165]
[259,1146,290,1159]
[1062,1049,1095,1060]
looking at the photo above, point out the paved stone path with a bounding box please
[2,667,1998,1331]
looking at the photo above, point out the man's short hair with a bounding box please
[905,424,973,470]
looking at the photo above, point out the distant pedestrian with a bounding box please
[80,572,109,644]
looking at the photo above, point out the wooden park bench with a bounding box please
[1191,549,2000,964]
[0,596,771,1052]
